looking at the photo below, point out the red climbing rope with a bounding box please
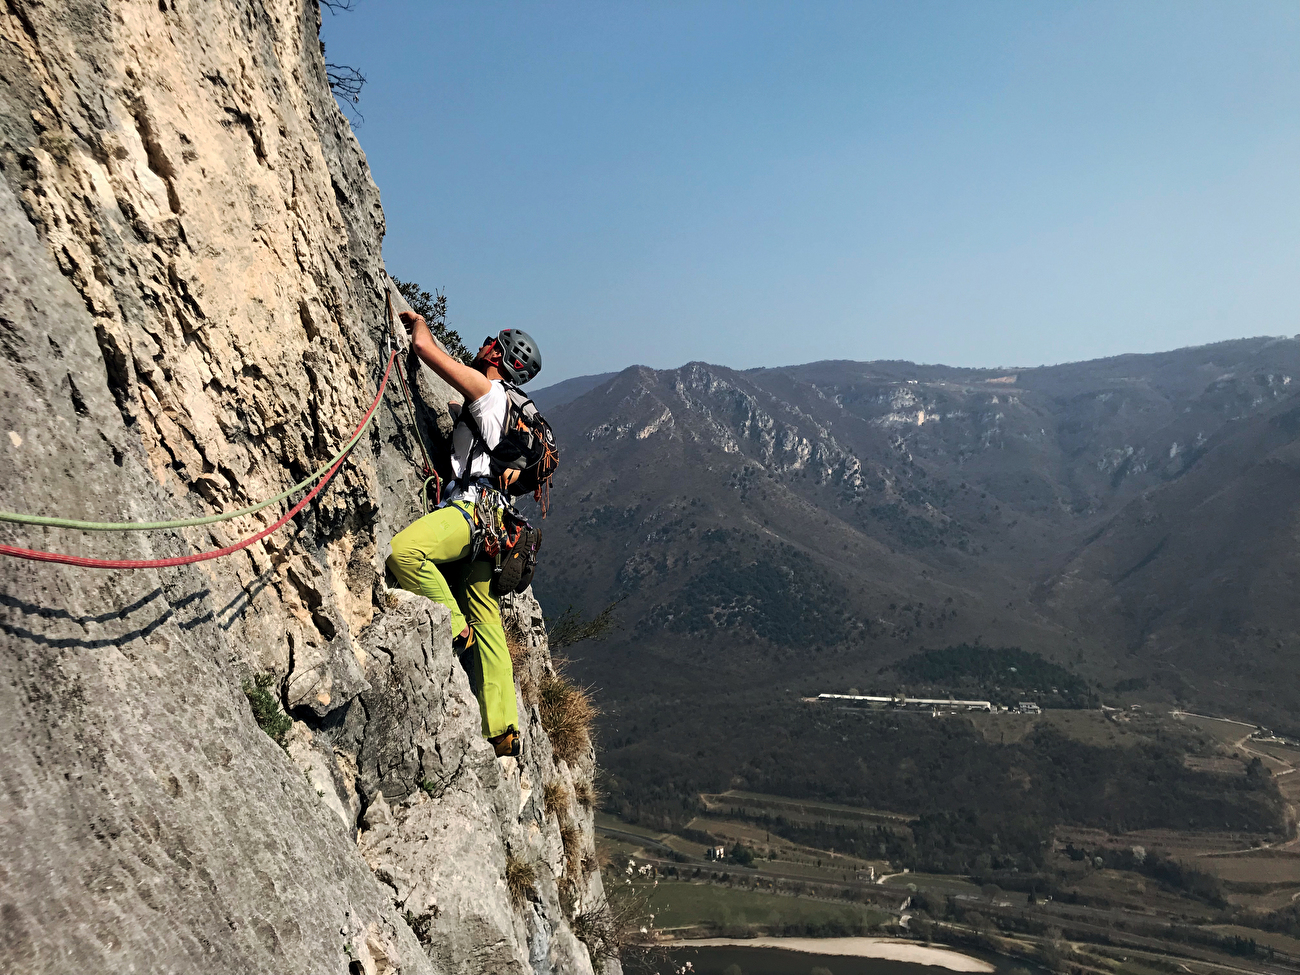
[0,350,399,570]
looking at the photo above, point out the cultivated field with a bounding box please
[683,815,885,874]
[1055,826,1271,857]
[596,715,1300,973]
[1201,850,1300,884]
[642,879,889,932]
[879,872,982,896]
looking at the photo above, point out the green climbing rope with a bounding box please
[0,401,382,532]
[420,474,441,515]
[5,287,438,535]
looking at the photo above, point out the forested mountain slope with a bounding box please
[534,338,1300,815]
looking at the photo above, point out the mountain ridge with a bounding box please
[535,334,1300,410]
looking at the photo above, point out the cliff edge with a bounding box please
[0,2,613,972]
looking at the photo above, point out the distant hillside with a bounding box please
[530,371,620,411]
[532,337,1300,813]
[887,645,1097,709]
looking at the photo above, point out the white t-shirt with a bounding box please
[446,381,508,503]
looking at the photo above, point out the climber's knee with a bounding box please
[386,540,421,591]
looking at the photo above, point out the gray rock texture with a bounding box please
[0,1,612,972]
[350,592,611,975]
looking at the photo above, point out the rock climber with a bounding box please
[386,311,543,758]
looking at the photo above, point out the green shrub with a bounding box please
[243,673,292,751]
[729,843,755,867]
[391,279,472,364]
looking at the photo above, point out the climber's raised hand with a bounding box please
[403,310,493,403]
[398,310,422,335]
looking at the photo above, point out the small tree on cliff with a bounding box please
[391,279,473,364]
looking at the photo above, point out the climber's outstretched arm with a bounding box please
[400,311,492,403]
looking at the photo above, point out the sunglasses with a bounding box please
[481,336,498,349]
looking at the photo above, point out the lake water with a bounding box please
[624,944,1038,975]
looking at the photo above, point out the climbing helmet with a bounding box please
[494,328,542,385]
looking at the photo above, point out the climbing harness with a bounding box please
[436,483,542,595]
[0,347,403,569]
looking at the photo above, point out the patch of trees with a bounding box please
[735,809,1044,875]
[646,542,859,647]
[866,501,967,550]
[1249,901,1300,940]
[889,644,1097,708]
[572,503,642,538]
[727,843,755,867]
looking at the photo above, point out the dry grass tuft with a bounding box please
[507,634,529,670]
[543,780,570,818]
[506,853,536,911]
[503,606,530,669]
[560,821,582,878]
[582,852,600,875]
[573,777,601,810]
[539,666,599,765]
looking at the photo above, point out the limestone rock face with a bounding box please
[351,593,612,975]
[0,1,612,972]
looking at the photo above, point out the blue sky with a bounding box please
[322,1,1300,386]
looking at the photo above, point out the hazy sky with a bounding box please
[322,1,1300,386]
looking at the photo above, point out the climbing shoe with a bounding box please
[489,728,521,758]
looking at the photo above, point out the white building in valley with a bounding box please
[817,693,993,712]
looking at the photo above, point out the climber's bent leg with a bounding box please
[385,504,473,637]
[462,558,519,739]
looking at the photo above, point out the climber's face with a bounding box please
[474,336,503,373]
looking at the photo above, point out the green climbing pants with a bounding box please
[385,501,519,739]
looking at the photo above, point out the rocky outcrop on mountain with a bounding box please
[1,2,612,972]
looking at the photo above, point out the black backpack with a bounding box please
[458,383,559,514]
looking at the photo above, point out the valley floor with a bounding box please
[598,709,1300,975]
